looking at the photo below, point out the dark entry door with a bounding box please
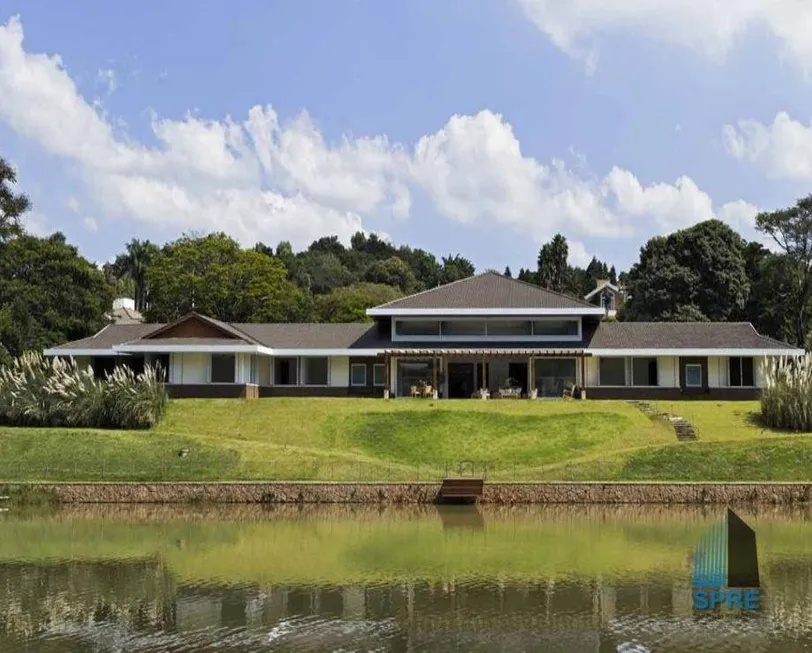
[508,362,528,395]
[448,363,475,398]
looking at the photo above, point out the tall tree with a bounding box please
[755,195,812,345]
[739,242,795,344]
[0,158,29,242]
[365,256,417,293]
[146,233,308,322]
[623,220,749,322]
[315,283,402,323]
[537,234,569,293]
[503,266,512,278]
[439,254,475,284]
[0,233,114,358]
[112,239,160,312]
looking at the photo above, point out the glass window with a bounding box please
[441,320,487,336]
[599,358,626,386]
[534,358,577,397]
[532,320,579,336]
[397,360,433,396]
[249,355,257,384]
[373,363,386,386]
[302,357,329,385]
[395,320,441,336]
[211,354,235,383]
[487,320,532,336]
[351,363,367,386]
[274,357,298,385]
[685,364,702,388]
[729,357,754,387]
[632,358,658,386]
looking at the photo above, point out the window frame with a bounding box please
[631,357,658,387]
[373,363,386,387]
[598,357,627,387]
[684,363,703,388]
[350,363,367,387]
[728,356,755,387]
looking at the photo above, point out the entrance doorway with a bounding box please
[508,362,528,395]
[447,362,489,398]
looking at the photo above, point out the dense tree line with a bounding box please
[2,154,812,362]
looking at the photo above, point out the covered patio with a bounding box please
[382,348,592,399]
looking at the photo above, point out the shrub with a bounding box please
[761,355,812,431]
[0,352,167,429]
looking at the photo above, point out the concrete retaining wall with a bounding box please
[10,482,812,504]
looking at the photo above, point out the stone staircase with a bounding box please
[627,400,698,441]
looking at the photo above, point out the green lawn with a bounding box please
[1,397,812,481]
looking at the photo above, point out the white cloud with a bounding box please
[516,0,812,74]
[724,112,812,181]
[567,240,592,267]
[0,15,754,253]
[22,210,50,236]
[83,216,98,232]
[97,68,117,95]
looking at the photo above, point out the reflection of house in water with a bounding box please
[3,559,812,651]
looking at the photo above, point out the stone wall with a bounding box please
[9,482,812,504]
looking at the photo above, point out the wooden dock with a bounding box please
[436,478,484,504]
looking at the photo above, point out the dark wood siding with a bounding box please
[348,356,386,397]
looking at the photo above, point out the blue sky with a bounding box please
[2,1,812,274]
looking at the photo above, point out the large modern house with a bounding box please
[45,272,803,400]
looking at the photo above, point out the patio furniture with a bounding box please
[422,384,433,398]
[410,385,419,398]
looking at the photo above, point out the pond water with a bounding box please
[2,503,812,652]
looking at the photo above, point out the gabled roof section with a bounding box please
[587,321,802,352]
[584,280,620,301]
[44,323,164,352]
[140,312,262,345]
[367,272,605,316]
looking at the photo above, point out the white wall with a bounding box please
[258,357,272,386]
[170,353,208,384]
[330,357,349,387]
[584,357,599,386]
[657,357,679,388]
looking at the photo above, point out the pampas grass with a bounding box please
[0,352,167,429]
[761,354,812,431]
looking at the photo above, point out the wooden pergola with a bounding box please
[382,348,592,398]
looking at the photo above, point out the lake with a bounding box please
[2,503,812,652]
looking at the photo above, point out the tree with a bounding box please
[111,239,160,312]
[537,234,569,293]
[739,242,795,344]
[146,233,308,322]
[0,233,114,357]
[755,195,812,346]
[364,256,417,293]
[623,220,749,322]
[294,251,354,295]
[351,232,396,260]
[503,266,512,278]
[315,283,402,322]
[397,247,440,290]
[0,158,29,242]
[439,254,475,284]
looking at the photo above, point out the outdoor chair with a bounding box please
[410,385,419,398]
[422,384,433,398]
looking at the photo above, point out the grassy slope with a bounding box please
[1,397,812,481]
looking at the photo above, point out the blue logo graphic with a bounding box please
[692,508,762,611]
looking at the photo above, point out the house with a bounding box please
[584,279,625,318]
[44,272,803,400]
[107,297,145,325]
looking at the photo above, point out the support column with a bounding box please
[529,357,537,399]
[481,357,487,398]
[384,353,390,399]
[580,355,587,400]
[432,356,438,399]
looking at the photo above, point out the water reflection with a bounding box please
[1,504,812,652]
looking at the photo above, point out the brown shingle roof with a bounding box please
[370,272,598,311]
[235,323,379,348]
[52,323,164,350]
[588,322,800,350]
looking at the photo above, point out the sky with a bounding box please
[2,1,812,273]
